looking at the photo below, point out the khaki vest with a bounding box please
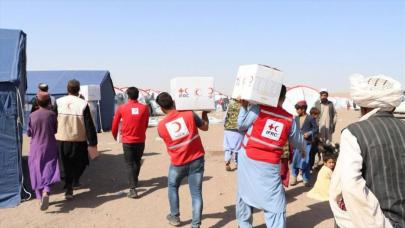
[55,95,88,142]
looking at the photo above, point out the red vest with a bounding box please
[244,105,293,164]
[158,110,205,166]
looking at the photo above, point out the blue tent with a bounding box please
[27,71,115,131]
[0,28,27,208]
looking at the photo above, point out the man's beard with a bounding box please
[321,98,328,103]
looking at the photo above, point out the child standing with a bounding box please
[290,101,318,187]
[309,107,321,169]
[27,91,60,210]
[307,153,336,201]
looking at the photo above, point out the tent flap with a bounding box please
[0,28,26,208]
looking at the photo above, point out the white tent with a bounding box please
[283,85,319,115]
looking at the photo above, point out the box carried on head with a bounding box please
[170,77,215,111]
[232,64,283,107]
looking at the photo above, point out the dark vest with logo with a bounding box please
[347,111,405,227]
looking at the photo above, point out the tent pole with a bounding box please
[97,100,103,132]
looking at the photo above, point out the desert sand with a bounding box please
[0,109,360,228]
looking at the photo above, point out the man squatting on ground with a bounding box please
[236,85,306,228]
[156,92,209,228]
[112,87,150,198]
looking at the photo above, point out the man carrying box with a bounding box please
[223,98,244,171]
[156,92,209,228]
[112,87,150,198]
[236,85,305,228]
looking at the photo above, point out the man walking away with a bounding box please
[156,92,209,228]
[55,79,98,200]
[223,98,244,171]
[112,87,150,198]
[30,83,56,113]
[27,91,60,210]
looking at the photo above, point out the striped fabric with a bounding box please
[347,111,405,227]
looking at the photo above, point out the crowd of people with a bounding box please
[25,74,404,228]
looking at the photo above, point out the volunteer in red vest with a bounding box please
[112,87,150,198]
[156,92,209,228]
[236,85,305,228]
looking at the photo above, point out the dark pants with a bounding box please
[123,143,145,189]
[58,141,89,192]
[309,142,319,169]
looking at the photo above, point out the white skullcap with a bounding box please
[350,74,404,110]
[320,88,328,93]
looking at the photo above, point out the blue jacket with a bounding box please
[294,114,318,143]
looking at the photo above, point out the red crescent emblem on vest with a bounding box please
[173,121,182,132]
[195,89,201,96]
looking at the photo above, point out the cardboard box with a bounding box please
[170,77,215,111]
[231,64,283,107]
[80,85,101,101]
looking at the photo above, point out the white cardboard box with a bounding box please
[231,64,283,107]
[80,85,101,101]
[170,77,215,111]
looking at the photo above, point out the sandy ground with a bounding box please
[0,109,360,228]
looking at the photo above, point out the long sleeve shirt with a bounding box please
[329,108,393,228]
[83,105,98,146]
[237,104,305,150]
[111,99,150,144]
[295,114,318,142]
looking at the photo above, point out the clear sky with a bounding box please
[1,0,404,94]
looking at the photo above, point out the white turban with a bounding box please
[350,74,404,110]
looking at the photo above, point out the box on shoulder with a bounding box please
[80,85,101,101]
[170,77,215,111]
[231,64,283,107]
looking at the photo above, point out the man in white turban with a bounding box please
[329,74,405,228]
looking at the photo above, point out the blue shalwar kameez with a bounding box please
[291,115,318,183]
[236,105,305,228]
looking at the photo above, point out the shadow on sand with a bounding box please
[194,167,331,228]
[287,201,333,227]
[21,151,211,214]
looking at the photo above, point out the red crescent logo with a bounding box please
[67,103,72,110]
[195,89,201,96]
[185,88,189,94]
[274,126,279,132]
[208,87,214,95]
[173,121,182,132]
